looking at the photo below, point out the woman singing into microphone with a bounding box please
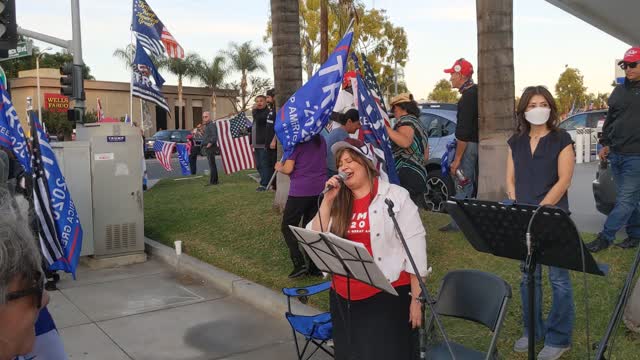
[308,138,427,360]
[507,86,575,360]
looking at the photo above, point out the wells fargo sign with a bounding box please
[44,93,69,112]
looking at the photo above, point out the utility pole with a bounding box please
[17,0,85,123]
[70,0,84,123]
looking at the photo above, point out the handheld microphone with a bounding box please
[321,171,348,195]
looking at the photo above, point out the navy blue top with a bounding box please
[507,129,573,212]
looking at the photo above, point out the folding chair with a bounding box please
[425,270,512,360]
[282,281,334,360]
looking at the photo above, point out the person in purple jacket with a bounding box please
[275,134,328,278]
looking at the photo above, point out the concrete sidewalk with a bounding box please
[49,258,323,359]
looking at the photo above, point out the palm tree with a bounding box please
[191,55,228,119]
[476,0,515,200]
[157,53,200,129]
[112,45,136,69]
[270,0,303,210]
[224,41,267,111]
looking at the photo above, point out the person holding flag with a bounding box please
[386,93,429,207]
[275,21,354,160]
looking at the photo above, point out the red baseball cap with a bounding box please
[343,70,359,89]
[444,58,474,77]
[618,47,640,65]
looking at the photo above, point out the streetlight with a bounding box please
[36,47,53,123]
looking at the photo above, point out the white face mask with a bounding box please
[524,107,551,125]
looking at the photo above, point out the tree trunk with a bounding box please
[271,0,303,211]
[241,70,248,111]
[320,0,329,63]
[178,75,184,129]
[211,90,217,119]
[476,0,515,201]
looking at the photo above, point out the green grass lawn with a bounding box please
[144,172,640,359]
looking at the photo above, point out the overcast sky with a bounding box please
[16,0,630,100]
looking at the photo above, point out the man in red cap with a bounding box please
[439,58,479,232]
[588,47,640,252]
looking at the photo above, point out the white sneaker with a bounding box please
[513,337,529,353]
[537,345,570,360]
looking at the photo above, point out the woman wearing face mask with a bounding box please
[309,138,427,360]
[507,86,575,360]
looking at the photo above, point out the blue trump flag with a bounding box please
[132,40,170,113]
[132,0,184,58]
[176,143,191,176]
[0,86,31,173]
[351,54,400,184]
[275,24,354,160]
[30,112,83,277]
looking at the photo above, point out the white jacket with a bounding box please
[307,179,428,282]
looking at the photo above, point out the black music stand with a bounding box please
[446,199,606,360]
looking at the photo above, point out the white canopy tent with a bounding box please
[546,0,640,45]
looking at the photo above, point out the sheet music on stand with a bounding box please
[289,226,398,296]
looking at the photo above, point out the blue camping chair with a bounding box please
[282,281,334,360]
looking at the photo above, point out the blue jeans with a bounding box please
[452,141,478,200]
[255,148,275,187]
[601,152,640,243]
[447,142,478,228]
[520,265,575,347]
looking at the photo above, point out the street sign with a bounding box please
[0,40,33,62]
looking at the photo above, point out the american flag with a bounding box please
[362,54,387,112]
[229,112,251,138]
[161,27,184,59]
[30,112,64,266]
[97,98,105,121]
[153,140,175,171]
[216,118,255,174]
[361,54,390,127]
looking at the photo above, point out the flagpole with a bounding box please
[129,29,135,127]
[139,99,143,128]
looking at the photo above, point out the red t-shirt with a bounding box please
[332,179,410,300]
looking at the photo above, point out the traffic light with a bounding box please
[0,0,17,50]
[59,62,85,100]
[60,63,74,97]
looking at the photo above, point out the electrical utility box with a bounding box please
[52,123,145,259]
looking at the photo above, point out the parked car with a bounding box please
[418,103,458,213]
[144,129,203,159]
[559,110,606,142]
[593,160,616,215]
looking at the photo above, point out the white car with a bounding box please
[558,110,607,143]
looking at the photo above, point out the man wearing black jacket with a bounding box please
[588,47,640,252]
[440,58,479,232]
[252,95,274,191]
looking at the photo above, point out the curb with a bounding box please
[144,237,321,319]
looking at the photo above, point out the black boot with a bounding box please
[616,237,640,249]
[288,257,307,279]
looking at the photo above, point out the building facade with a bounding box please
[9,68,239,136]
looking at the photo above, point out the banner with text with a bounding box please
[44,94,70,113]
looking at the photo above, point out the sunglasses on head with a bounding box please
[620,62,639,70]
[5,272,44,309]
